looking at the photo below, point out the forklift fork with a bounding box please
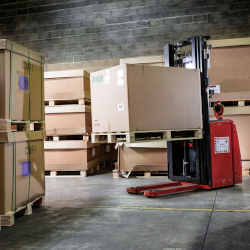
[127,182,200,198]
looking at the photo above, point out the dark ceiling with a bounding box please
[0,0,250,64]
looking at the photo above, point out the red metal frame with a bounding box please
[127,182,202,198]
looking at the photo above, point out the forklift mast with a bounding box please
[164,37,212,185]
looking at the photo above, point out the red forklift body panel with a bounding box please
[209,120,242,188]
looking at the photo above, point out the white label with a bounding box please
[117,103,124,112]
[214,137,230,154]
[209,85,221,94]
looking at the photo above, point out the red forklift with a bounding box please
[127,37,242,198]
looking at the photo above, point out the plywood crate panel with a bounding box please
[222,115,250,160]
[0,39,44,121]
[44,70,90,101]
[118,146,168,172]
[209,46,250,93]
[0,138,45,215]
[45,112,91,136]
[91,64,202,133]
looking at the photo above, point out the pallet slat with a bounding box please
[45,104,90,114]
[91,129,202,143]
[0,120,44,132]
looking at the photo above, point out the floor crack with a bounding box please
[201,191,218,250]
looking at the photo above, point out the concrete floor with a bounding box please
[1,174,250,250]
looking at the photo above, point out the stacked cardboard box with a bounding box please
[44,70,115,176]
[209,45,250,176]
[114,141,168,177]
[90,64,200,175]
[0,39,45,226]
[91,64,202,135]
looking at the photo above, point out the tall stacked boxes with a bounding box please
[209,45,250,175]
[0,39,45,226]
[44,70,115,175]
[91,64,202,174]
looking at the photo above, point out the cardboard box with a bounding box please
[0,39,44,121]
[44,70,90,101]
[118,146,168,172]
[45,112,92,136]
[209,46,250,93]
[44,143,112,171]
[91,64,202,133]
[0,138,45,215]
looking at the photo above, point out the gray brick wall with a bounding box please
[0,0,250,63]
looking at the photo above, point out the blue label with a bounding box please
[19,76,29,90]
[21,161,31,176]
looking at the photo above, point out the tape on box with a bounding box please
[21,161,32,176]
[18,75,29,90]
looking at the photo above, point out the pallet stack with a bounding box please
[91,64,202,177]
[209,45,250,176]
[0,39,45,227]
[44,70,115,176]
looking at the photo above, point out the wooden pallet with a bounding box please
[45,104,91,114]
[45,170,90,177]
[113,169,168,178]
[0,119,44,132]
[45,98,91,107]
[92,129,202,143]
[45,134,90,142]
[44,140,93,150]
[45,158,113,177]
[0,196,44,227]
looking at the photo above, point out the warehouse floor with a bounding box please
[1,174,250,250]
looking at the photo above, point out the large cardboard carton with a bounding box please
[222,115,250,160]
[0,39,44,121]
[209,46,250,93]
[118,146,168,172]
[44,70,90,101]
[0,138,45,215]
[44,143,112,171]
[45,112,92,136]
[91,64,202,133]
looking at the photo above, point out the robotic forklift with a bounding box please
[127,37,242,197]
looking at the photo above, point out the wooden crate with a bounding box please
[0,136,45,219]
[44,70,90,101]
[0,39,44,121]
[209,46,250,93]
